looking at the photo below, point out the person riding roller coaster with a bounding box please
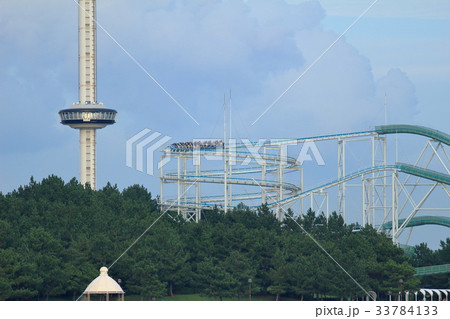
[170,140,223,152]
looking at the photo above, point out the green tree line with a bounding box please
[0,176,447,300]
[409,239,450,289]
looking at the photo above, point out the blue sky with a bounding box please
[1,0,449,247]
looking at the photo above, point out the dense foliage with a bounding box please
[410,239,450,289]
[0,176,446,300]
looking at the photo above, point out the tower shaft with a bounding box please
[59,0,116,190]
[80,128,96,188]
[79,0,97,189]
[78,0,97,104]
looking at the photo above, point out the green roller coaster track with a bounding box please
[415,264,450,276]
[395,163,450,185]
[382,216,450,230]
[383,216,450,277]
[270,162,449,208]
[375,124,450,146]
[415,263,448,277]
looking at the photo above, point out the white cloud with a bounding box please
[246,24,418,136]
[290,0,450,20]
[0,0,425,192]
[376,68,418,123]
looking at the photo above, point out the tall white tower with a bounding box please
[59,0,117,189]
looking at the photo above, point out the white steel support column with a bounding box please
[277,145,285,221]
[228,92,233,210]
[392,172,398,245]
[376,137,387,226]
[371,137,376,226]
[177,157,181,214]
[223,98,228,213]
[224,152,228,213]
[228,140,234,209]
[261,146,267,204]
[362,176,368,226]
[182,156,187,212]
[228,166,232,208]
[337,139,346,221]
[160,154,164,212]
[300,167,304,215]
[195,152,201,222]
[383,138,387,222]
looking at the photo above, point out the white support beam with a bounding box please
[428,142,450,174]
[395,183,438,241]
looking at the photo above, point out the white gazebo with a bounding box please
[82,267,125,301]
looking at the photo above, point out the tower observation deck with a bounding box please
[59,0,117,189]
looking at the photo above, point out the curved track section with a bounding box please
[265,163,449,208]
[162,162,449,210]
[396,163,450,185]
[161,150,301,210]
[382,216,450,230]
[375,124,450,146]
[229,124,450,149]
[162,174,300,193]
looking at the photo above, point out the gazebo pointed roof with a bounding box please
[84,267,124,294]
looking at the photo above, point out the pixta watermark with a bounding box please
[126,129,325,176]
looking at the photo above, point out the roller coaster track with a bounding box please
[382,216,450,230]
[162,174,300,193]
[224,124,450,149]
[415,264,450,276]
[252,163,449,209]
[162,163,449,210]
[160,124,450,230]
[375,124,450,146]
